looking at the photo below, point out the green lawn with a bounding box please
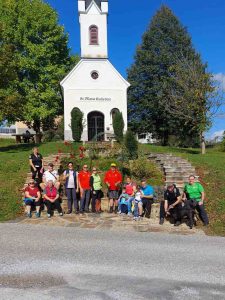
[141,144,225,236]
[0,139,79,221]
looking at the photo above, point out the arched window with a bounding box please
[89,25,98,45]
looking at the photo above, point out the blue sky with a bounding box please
[46,0,225,140]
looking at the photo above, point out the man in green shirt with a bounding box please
[183,175,209,226]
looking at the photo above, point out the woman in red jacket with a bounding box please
[43,180,63,218]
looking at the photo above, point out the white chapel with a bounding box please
[61,0,130,141]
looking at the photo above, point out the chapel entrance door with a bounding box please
[88,111,104,141]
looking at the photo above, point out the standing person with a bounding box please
[183,175,209,226]
[43,180,63,218]
[63,162,79,214]
[104,163,122,214]
[40,163,60,190]
[140,179,154,219]
[159,184,182,225]
[90,167,103,213]
[78,164,91,214]
[133,185,144,221]
[24,179,41,218]
[29,147,43,183]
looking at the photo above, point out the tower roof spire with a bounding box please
[85,0,108,10]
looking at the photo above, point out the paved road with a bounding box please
[0,223,225,300]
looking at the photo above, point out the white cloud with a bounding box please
[214,73,225,90]
[208,129,224,141]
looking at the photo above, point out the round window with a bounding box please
[91,71,99,80]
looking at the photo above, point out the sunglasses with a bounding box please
[29,182,35,185]
[83,167,88,169]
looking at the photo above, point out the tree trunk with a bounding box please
[33,119,42,144]
[200,133,206,155]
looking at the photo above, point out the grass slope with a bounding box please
[0,139,77,222]
[141,144,225,236]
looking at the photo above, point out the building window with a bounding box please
[89,25,98,45]
[91,70,99,80]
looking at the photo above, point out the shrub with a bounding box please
[220,131,225,152]
[71,108,84,142]
[113,111,124,143]
[124,129,138,159]
[127,157,163,185]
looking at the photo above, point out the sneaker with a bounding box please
[133,216,138,221]
[66,211,72,214]
[128,212,132,217]
[27,212,32,218]
[59,212,63,216]
[159,218,164,225]
[35,212,40,218]
[75,211,79,215]
[118,210,121,214]
[47,214,51,218]
[84,209,90,213]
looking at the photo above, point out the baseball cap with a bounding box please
[111,163,117,167]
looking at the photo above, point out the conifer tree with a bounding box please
[127,5,211,146]
[71,108,83,142]
[124,130,138,159]
[112,111,124,143]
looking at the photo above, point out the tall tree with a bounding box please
[127,5,211,146]
[0,0,78,135]
[71,108,84,142]
[113,111,124,143]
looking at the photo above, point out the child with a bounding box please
[133,185,144,221]
[118,187,129,214]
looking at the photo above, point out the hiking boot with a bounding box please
[27,212,32,218]
[66,211,72,214]
[114,206,118,214]
[109,206,113,213]
[159,218,164,225]
[35,212,40,218]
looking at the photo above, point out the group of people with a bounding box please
[25,147,209,226]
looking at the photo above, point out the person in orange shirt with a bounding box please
[104,163,122,213]
[78,164,91,214]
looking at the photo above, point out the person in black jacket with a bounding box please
[159,184,182,226]
[29,147,43,183]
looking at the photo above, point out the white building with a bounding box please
[61,0,130,141]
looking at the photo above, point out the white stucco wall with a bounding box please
[61,59,129,141]
[79,3,108,58]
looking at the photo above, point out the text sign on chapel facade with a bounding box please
[80,97,112,101]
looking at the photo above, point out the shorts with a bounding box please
[108,190,119,199]
[135,199,143,205]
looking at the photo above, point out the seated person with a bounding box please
[24,179,41,218]
[40,163,60,190]
[124,176,136,216]
[43,180,63,218]
[159,184,182,226]
[118,187,129,214]
[140,179,154,218]
[133,185,144,221]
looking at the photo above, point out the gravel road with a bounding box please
[0,223,225,299]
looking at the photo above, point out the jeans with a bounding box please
[44,199,62,215]
[142,198,153,218]
[195,202,209,225]
[134,200,142,218]
[118,197,134,213]
[80,189,91,212]
[65,188,78,212]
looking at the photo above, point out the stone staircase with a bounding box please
[148,153,196,192]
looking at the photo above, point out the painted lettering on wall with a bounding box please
[80,97,111,101]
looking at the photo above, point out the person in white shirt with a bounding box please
[63,162,79,214]
[40,163,60,190]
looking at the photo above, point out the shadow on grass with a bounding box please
[0,143,38,153]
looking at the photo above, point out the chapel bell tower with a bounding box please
[78,0,108,58]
